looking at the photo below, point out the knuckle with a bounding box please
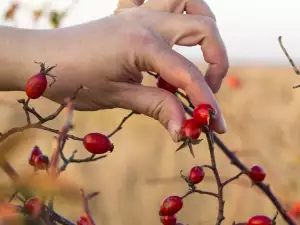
[151,92,180,125]
[128,27,155,48]
[200,16,218,35]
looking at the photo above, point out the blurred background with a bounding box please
[1,0,300,224]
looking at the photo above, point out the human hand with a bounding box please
[17,0,228,142]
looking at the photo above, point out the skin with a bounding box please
[0,0,228,142]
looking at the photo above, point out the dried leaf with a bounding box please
[3,3,18,21]
[49,11,66,28]
[33,9,42,21]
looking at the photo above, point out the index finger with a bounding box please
[140,40,227,133]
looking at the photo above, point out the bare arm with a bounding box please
[0,26,71,93]
[0,26,36,91]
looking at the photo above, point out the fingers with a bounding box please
[185,0,216,20]
[147,12,228,93]
[140,0,227,92]
[111,82,186,142]
[138,40,227,133]
[142,0,216,20]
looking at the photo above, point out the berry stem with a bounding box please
[222,172,244,187]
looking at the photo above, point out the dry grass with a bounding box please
[0,64,300,225]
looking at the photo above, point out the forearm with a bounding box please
[0,26,71,92]
[0,26,36,91]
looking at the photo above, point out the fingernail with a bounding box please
[167,120,182,143]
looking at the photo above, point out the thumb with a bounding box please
[112,82,186,142]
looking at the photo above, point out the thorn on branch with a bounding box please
[49,100,74,178]
[272,211,279,225]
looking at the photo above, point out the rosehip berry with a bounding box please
[227,75,242,89]
[160,215,177,225]
[34,155,49,170]
[77,216,89,225]
[181,119,201,140]
[160,196,183,216]
[247,215,272,225]
[193,104,216,126]
[24,197,43,215]
[248,165,266,182]
[83,133,114,154]
[157,76,177,94]
[25,62,56,99]
[188,166,205,184]
[26,73,47,99]
[28,145,42,166]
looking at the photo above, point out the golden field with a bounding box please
[1,65,300,225]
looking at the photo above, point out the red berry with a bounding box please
[83,133,114,154]
[188,166,205,184]
[247,215,272,225]
[193,104,216,126]
[77,216,89,225]
[34,155,49,170]
[160,215,177,225]
[181,119,201,140]
[227,75,242,89]
[28,145,42,166]
[157,76,177,94]
[25,73,48,99]
[24,197,43,215]
[248,165,266,182]
[160,196,183,216]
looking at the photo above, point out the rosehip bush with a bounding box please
[0,2,298,225]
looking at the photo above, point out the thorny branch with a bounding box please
[183,102,295,225]
[0,84,136,224]
[278,36,300,88]
[147,68,296,224]
[0,35,298,225]
[80,189,95,225]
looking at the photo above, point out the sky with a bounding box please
[1,0,300,66]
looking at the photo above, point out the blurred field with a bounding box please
[1,64,300,225]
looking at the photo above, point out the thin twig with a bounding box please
[7,191,18,203]
[278,36,300,75]
[0,86,86,146]
[183,102,296,225]
[59,150,77,172]
[80,189,95,225]
[204,127,225,225]
[86,192,99,201]
[222,172,244,187]
[107,111,136,138]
